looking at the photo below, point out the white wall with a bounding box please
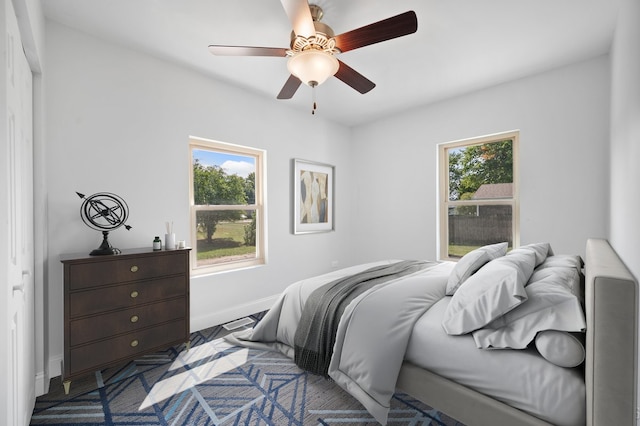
[44,21,354,378]
[609,0,640,416]
[349,56,611,264]
[609,0,640,279]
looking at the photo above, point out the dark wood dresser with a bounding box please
[60,247,190,393]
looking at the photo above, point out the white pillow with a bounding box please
[529,255,584,305]
[442,249,535,335]
[512,242,552,267]
[472,277,586,349]
[535,330,585,368]
[445,242,508,295]
[533,254,583,271]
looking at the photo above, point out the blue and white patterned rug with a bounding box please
[31,314,464,425]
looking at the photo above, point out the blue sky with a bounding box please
[193,149,255,178]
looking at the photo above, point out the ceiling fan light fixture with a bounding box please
[287,49,339,87]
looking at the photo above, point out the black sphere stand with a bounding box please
[90,231,121,255]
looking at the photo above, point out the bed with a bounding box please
[227,238,637,425]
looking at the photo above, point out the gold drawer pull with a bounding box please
[130,290,139,298]
[130,339,139,347]
[130,265,139,273]
[130,315,139,323]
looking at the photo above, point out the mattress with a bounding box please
[405,297,586,426]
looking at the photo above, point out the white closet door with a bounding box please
[3,0,35,424]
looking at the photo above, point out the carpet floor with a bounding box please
[31,313,464,425]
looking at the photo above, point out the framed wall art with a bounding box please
[292,159,334,234]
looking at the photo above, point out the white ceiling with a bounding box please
[42,0,620,126]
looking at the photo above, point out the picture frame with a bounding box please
[292,159,334,234]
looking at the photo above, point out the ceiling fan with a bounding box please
[208,0,418,112]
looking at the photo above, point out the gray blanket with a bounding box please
[293,260,432,376]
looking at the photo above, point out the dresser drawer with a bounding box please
[68,319,187,377]
[69,275,186,318]
[67,253,187,290]
[69,297,187,346]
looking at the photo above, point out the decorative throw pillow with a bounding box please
[535,330,585,368]
[529,255,584,304]
[445,242,509,296]
[442,249,535,335]
[511,242,552,267]
[472,276,586,349]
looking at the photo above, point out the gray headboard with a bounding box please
[585,238,638,425]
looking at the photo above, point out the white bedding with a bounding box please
[228,255,587,426]
[406,296,586,426]
[228,259,453,424]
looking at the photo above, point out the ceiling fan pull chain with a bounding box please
[312,83,317,115]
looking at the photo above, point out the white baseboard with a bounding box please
[190,295,277,333]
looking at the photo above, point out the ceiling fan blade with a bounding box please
[208,45,288,57]
[277,75,303,99]
[334,11,418,53]
[280,0,315,38]
[334,60,375,94]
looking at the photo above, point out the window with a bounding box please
[189,137,266,274]
[438,131,519,260]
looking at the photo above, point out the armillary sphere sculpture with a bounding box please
[76,191,132,255]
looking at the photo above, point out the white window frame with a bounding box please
[189,136,266,275]
[438,130,520,261]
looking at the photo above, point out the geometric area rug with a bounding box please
[31,312,465,425]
